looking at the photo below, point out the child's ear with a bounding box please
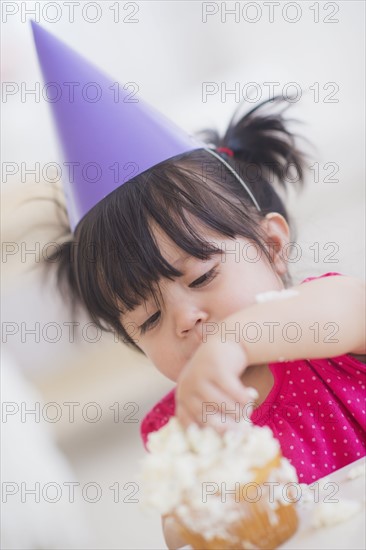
[260,213,290,276]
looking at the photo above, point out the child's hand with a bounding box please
[175,336,254,433]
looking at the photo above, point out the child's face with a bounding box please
[122,213,289,381]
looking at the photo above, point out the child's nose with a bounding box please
[175,306,209,339]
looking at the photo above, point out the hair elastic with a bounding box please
[216,146,234,157]
[204,147,261,212]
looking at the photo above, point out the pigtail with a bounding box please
[45,232,80,309]
[198,95,308,210]
[17,188,84,328]
[41,220,84,326]
[226,96,306,189]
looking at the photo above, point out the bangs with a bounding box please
[44,97,304,351]
[73,149,267,336]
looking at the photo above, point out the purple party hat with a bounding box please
[31,21,205,232]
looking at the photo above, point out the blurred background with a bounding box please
[1,1,365,548]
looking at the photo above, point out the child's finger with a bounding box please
[198,382,246,426]
[183,387,251,431]
[211,376,258,409]
[178,383,238,425]
[176,401,199,430]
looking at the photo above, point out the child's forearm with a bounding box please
[218,276,365,365]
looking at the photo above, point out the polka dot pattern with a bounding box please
[250,353,366,483]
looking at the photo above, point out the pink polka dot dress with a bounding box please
[140,272,366,483]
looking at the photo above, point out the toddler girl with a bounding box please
[32,22,365,548]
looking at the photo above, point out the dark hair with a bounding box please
[41,96,308,353]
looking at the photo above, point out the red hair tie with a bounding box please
[216,146,234,157]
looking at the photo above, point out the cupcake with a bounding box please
[141,417,299,550]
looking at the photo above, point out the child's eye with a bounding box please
[189,267,218,288]
[139,267,218,334]
[140,311,160,334]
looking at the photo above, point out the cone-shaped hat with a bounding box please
[31,22,205,232]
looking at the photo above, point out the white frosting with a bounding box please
[140,417,298,539]
[296,483,315,507]
[255,288,299,304]
[346,463,365,480]
[311,498,363,528]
